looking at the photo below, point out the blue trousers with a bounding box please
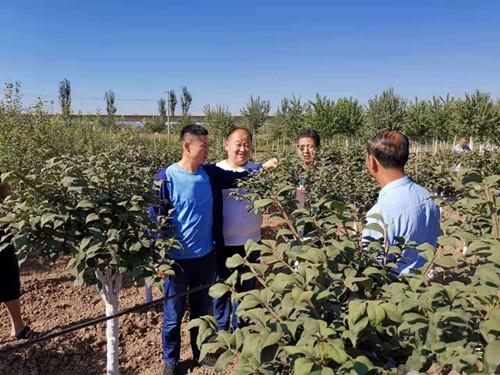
[162,251,216,365]
[213,245,259,331]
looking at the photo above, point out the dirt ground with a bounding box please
[0,211,470,375]
[0,256,225,375]
[0,216,285,375]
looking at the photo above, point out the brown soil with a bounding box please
[0,211,479,374]
[0,256,236,375]
[0,215,284,375]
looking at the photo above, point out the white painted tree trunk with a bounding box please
[96,269,122,375]
[145,283,153,303]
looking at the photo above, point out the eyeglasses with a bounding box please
[298,145,317,152]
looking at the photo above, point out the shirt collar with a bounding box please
[378,176,411,199]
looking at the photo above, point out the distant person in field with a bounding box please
[296,129,322,171]
[213,128,263,332]
[295,129,322,210]
[362,131,440,275]
[453,136,471,152]
[149,124,277,375]
[0,177,42,341]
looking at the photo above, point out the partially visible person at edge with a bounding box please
[453,136,471,152]
[213,128,263,332]
[149,124,277,375]
[0,175,42,341]
[362,131,440,276]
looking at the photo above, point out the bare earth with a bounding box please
[0,212,468,375]
[0,216,285,375]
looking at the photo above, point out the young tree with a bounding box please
[333,97,365,135]
[104,90,117,129]
[268,95,307,139]
[365,88,407,135]
[493,99,500,143]
[143,116,165,133]
[240,95,271,135]
[158,98,167,124]
[59,78,71,119]
[2,81,23,110]
[402,97,433,140]
[169,90,177,117]
[304,95,364,137]
[203,104,235,140]
[427,95,455,141]
[304,94,336,137]
[451,90,500,141]
[1,149,179,375]
[177,114,195,129]
[181,86,192,115]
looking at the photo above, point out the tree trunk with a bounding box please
[145,283,153,303]
[96,269,122,375]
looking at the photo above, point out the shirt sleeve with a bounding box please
[214,163,263,189]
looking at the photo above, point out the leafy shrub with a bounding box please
[189,159,500,374]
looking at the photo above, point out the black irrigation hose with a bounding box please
[0,280,219,354]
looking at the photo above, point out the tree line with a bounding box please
[33,80,500,142]
[159,88,500,143]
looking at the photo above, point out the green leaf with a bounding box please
[437,236,457,247]
[209,283,229,298]
[434,255,457,269]
[86,213,100,223]
[294,357,315,375]
[41,213,57,227]
[130,241,142,253]
[80,236,92,251]
[262,332,281,348]
[253,198,275,209]
[226,254,244,268]
[484,341,500,374]
[214,350,234,372]
[367,302,385,326]
[76,200,94,209]
[331,347,348,364]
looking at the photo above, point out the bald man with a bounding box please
[362,131,440,275]
[213,128,263,332]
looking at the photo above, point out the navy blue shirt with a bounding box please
[150,163,262,259]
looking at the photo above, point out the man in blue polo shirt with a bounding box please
[151,124,277,375]
[362,131,440,275]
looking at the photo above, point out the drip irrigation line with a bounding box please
[0,280,219,354]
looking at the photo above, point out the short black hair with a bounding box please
[180,124,208,143]
[226,127,252,141]
[296,129,321,147]
[367,131,409,169]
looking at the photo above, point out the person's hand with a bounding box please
[262,157,278,170]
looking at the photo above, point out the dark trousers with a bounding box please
[213,245,259,331]
[162,251,216,365]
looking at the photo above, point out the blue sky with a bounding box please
[2,0,499,115]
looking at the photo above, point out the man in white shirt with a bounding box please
[213,128,263,331]
[453,136,471,153]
